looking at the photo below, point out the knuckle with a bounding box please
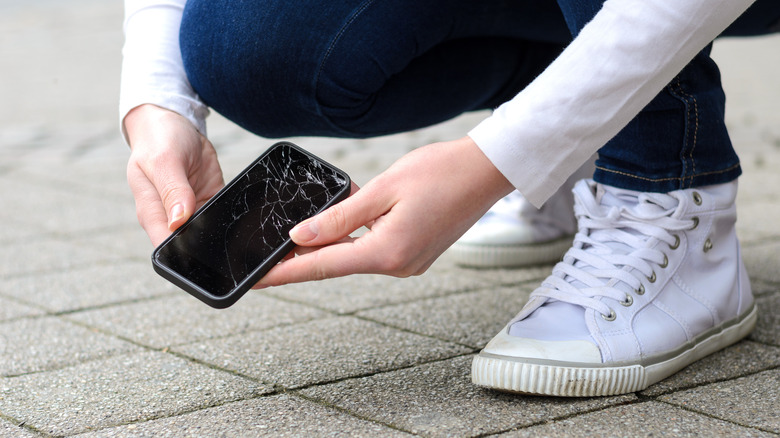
[322,204,350,234]
[310,252,332,281]
[377,248,418,278]
[159,180,183,206]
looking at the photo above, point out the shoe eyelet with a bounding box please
[690,217,699,230]
[659,254,668,269]
[601,309,617,321]
[703,238,713,253]
[636,284,645,295]
[647,271,656,283]
[621,294,634,307]
[669,235,680,250]
[692,191,702,205]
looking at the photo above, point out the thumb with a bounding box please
[150,165,197,231]
[290,185,383,246]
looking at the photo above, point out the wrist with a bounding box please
[124,104,202,150]
[458,135,514,202]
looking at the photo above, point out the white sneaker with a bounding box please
[450,158,595,268]
[472,179,756,397]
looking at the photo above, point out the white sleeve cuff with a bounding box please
[119,0,209,144]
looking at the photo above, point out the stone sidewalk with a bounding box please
[0,1,778,436]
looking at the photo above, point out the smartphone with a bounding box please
[152,141,351,308]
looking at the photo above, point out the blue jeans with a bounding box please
[180,0,780,193]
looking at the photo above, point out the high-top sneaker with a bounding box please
[450,158,595,268]
[472,179,756,396]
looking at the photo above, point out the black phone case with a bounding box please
[151,142,351,309]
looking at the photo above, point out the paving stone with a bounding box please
[0,1,122,128]
[357,285,533,348]
[84,225,160,261]
[499,400,775,438]
[264,262,497,314]
[0,176,137,236]
[0,238,123,279]
[0,351,268,436]
[735,199,780,245]
[749,279,780,298]
[0,261,176,313]
[265,251,548,317]
[68,292,330,349]
[300,355,636,437]
[640,340,780,397]
[734,147,780,202]
[0,217,42,245]
[15,147,133,200]
[0,316,141,376]
[0,419,38,438]
[750,292,780,347]
[743,241,780,284]
[660,369,780,434]
[0,298,45,322]
[436,253,554,286]
[79,394,411,437]
[173,316,471,389]
[2,124,119,170]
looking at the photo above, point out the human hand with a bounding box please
[125,104,225,246]
[258,136,514,286]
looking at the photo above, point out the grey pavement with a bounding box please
[0,1,778,436]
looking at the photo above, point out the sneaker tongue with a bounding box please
[596,183,639,208]
[567,183,643,291]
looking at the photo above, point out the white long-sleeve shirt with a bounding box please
[120,0,207,139]
[120,0,755,206]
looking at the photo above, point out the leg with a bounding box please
[179,0,569,138]
[594,44,741,192]
[472,0,779,396]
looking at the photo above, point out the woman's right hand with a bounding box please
[124,104,225,247]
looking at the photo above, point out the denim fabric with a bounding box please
[180,0,569,138]
[594,43,743,192]
[180,0,780,192]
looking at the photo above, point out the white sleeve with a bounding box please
[469,0,755,207]
[119,0,209,143]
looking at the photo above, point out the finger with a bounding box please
[126,162,176,246]
[138,153,197,231]
[289,184,390,247]
[292,235,359,256]
[258,239,377,286]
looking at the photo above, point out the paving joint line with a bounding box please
[471,396,645,437]
[653,397,780,435]
[289,390,418,436]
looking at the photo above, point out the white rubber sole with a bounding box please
[471,305,757,397]
[449,236,574,268]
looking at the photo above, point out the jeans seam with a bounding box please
[313,0,377,127]
[666,76,700,189]
[595,162,740,184]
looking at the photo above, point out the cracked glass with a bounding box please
[153,142,350,305]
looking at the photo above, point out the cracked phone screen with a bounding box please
[154,143,350,299]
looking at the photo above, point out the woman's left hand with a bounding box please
[257,135,514,286]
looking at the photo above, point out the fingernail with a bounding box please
[290,217,318,243]
[169,204,184,228]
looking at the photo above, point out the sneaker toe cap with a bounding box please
[482,327,603,364]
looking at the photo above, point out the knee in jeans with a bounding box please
[180,3,324,137]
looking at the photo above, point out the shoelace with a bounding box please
[530,181,697,320]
